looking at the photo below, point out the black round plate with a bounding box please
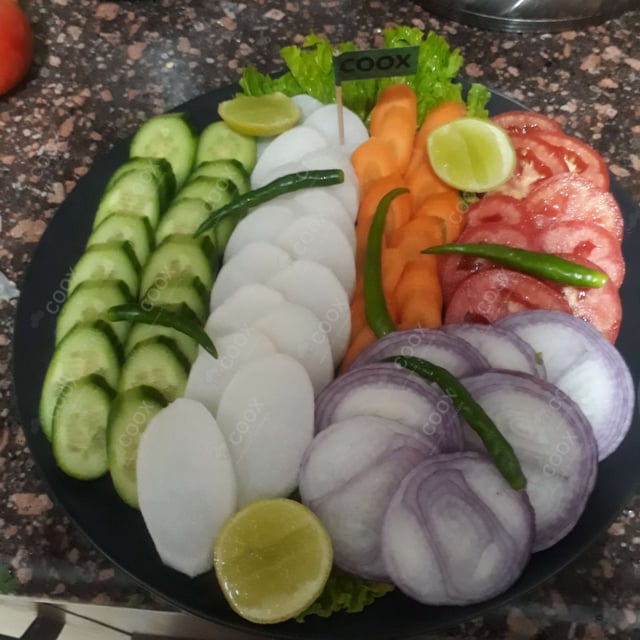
[12,85,640,639]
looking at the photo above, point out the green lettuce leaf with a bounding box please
[295,567,394,622]
[238,27,490,126]
[465,82,492,119]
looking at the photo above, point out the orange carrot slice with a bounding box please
[414,191,465,242]
[351,137,399,194]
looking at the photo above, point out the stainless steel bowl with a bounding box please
[419,0,637,32]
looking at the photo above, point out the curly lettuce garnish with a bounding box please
[239,27,489,125]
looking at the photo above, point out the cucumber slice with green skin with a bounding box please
[119,336,190,402]
[87,214,154,272]
[108,385,168,508]
[106,157,176,210]
[188,159,250,195]
[39,321,123,439]
[94,169,162,229]
[155,198,215,246]
[140,235,217,297]
[196,121,257,173]
[177,177,239,213]
[67,241,140,299]
[125,323,198,364]
[51,374,115,480]
[141,276,209,323]
[56,280,133,345]
[214,216,238,255]
[130,113,197,190]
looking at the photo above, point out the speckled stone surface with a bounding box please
[1,2,639,638]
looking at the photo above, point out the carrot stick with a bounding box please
[405,158,452,208]
[370,84,417,134]
[394,258,442,330]
[413,191,465,243]
[351,137,399,195]
[388,217,446,261]
[340,325,376,372]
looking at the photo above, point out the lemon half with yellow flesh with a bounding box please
[218,93,302,137]
[213,498,333,624]
[427,117,516,192]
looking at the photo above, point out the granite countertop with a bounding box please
[1,1,639,638]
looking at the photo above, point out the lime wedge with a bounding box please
[427,117,516,192]
[218,93,302,137]
[213,498,333,624]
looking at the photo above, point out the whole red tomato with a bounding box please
[0,0,33,95]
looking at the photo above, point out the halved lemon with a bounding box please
[213,498,332,624]
[427,117,516,192]
[218,93,302,137]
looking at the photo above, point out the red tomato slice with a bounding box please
[439,223,537,305]
[492,111,562,135]
[497,134,568,199]
[465,194,527,228]
[539,221,625,288]
[444,269,571,325]
[552,254,621,343]
[534,131,609,191]
[524,173,623,241]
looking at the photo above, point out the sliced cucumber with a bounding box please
[119,336,190,402]
[214,216,238,255]
[51,374,115,480]
[188,159,250,195]
[141,276,208,322]
[40,321,123,439]
[155,198,213,245]
[130,113,197,190]
[125,322,198,364]
[108,386,167,508]
[87,214,154,274]
[196,121,257,173]
[140,235,217,296]
[177,176,239,212]
[56,279,132,345]
[94,169,162,229]
[106,157,176,210]
[67,241,140,298]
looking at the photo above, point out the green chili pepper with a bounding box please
[194,169,344,237]
[107,303,217,358]
[364,188,410,338]
[422,243,608,288]
[385,355,527,491]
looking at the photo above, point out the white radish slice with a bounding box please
[216,354,314,507]
[275,217,355,296]
[462,370,598,551]
[304,104,369,155]
[299,416,436,580]
[285,188,356,240]
[267,260,350,364]
[184,330,278,416]
[206,283,285,335]
[210,241,292,309]
[250,126,328,188]
[381,452,534,605]
[292,94,324,120]
[224,203,296,262]
[255,136,275,161]
[137,398,237,577]
[252,301,334,395]
[497,310,634,460]
[299,149,359,214]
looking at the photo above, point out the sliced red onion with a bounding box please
[497,310,634,460]
[299,416,434,580]
[347,328,489,377]
[315,363,464,454]
[381,451,534,605]
[443,323,546,378]
[461,370,598,552]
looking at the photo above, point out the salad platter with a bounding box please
[12,29,640,640]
